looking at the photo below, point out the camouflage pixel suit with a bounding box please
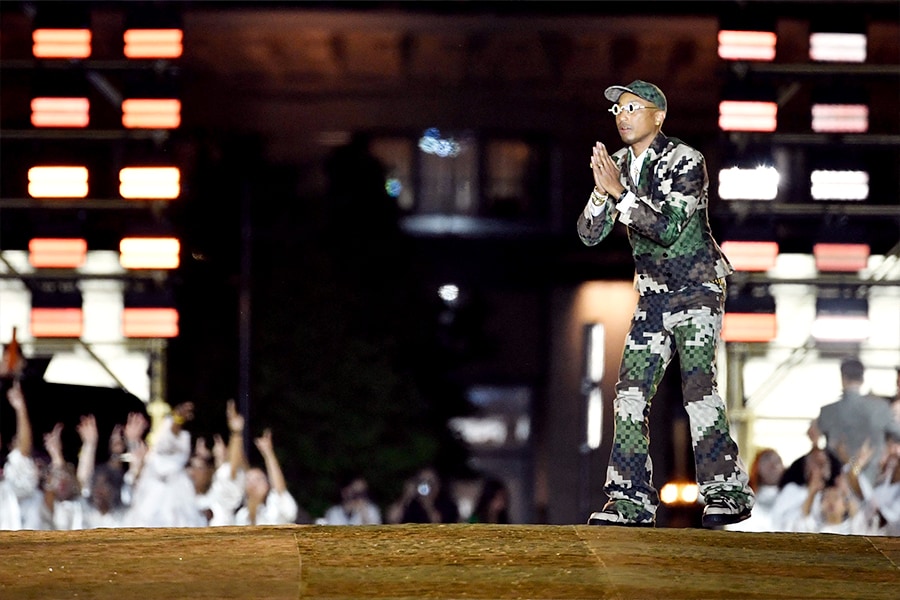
[577,132,753,521]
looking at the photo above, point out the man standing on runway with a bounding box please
[577,80,754,529]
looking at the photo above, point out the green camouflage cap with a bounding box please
[604,80,667,111]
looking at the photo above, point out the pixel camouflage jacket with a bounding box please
[577,132,733,295]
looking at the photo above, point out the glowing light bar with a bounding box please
[122,99,181,129]
[722,313,777,343]
[811,104,868,133]
[28,238,88,268]
[28,166,89,198]
[31,97,90,128]
[30,308,83,338]
[719,101,778,132]
[660,482,700,505]
[813,297,869,342]
[32,29,91,59]
[718,166,779,200]
[810,33,866,63]
[721,241,779,271]
[810,170,868,201]
[811,315,870,342]
[119,167,180,199]
[717,30,777,61]
[814,243,870,272]
[122,308,179,338]
[119,237,180,269]
[123,29,183,59]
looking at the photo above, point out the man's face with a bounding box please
[613,92,664,153]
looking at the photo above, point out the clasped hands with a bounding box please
[590,142,626,201]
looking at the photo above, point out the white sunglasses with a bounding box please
[608,102,658,116]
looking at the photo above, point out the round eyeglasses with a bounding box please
[608,102,657,116]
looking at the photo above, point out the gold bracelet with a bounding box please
[591,187,609,206]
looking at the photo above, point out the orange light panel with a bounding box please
[119,237,180,269]
[28,238,88,268]
[31,97,90,128]
[721,241,779,271]
[119,167,180,199]
[722,313,777,343]
[122,99,181,129]
[717,30,777,61]
[813,243,870,272]
[30,308,83,338]
[122,308,179,338]
[718,101,778,132]
[28,166,89,198]
[123,28,183,59]
[33,29,91,59]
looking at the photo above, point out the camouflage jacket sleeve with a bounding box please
[576,187,617,246]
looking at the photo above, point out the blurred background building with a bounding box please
[1,0,898,525]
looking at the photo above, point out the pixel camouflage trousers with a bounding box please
[604,281,752,515]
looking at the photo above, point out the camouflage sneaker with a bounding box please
[701,494,752,529]
[588,500,655,527]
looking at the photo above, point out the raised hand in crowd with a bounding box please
[75,414,98,493]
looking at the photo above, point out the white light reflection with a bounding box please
[418,128,461,157]
[438,284,459,305]
[719,166,780,200]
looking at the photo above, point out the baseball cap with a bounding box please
[604,80,667,112]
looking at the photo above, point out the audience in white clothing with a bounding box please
[190,400,247,526]
[235,429,299,525]
[726,447,784,532]
[322,476,382,525]
[0,381,39,530]
[234,428,298,525]
[125,402,206,528]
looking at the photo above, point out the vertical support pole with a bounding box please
[579,323,605,519]
[238,175,252,459]
[725,342,750,454]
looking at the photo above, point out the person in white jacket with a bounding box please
[0,381,39,530]
[190,400,246,526]
[234,428,298,526]
[125,402,206,528]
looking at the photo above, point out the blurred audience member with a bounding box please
[190,400,246,526]
[727,448,784,532]
[395,467,459,524]
[0,381,39,530]
[468,477,511,524]
[787,479,872,535]
[71,413,126,528]
[809,358,900,484]
[83,464,127,529]
[845,438,900,536]
[41,422,84,530]
[323,476,382,525]
[235,428,298,526]
[120,412,149,507]
[770,446,841,532]
[126,402,205,528]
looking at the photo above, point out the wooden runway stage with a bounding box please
[1,524,898,599]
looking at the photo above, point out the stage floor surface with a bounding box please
[1,524,898,599]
